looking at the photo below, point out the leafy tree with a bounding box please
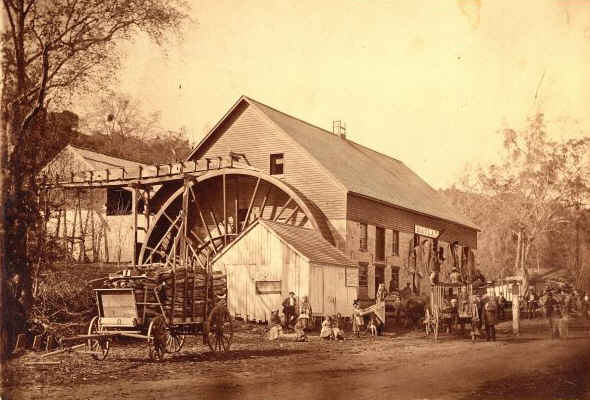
[0,0,188,358]
[449,114,590,295]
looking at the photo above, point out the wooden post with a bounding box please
[132,186,138,268]
[144,188,150,231]
[223,172,227,246]
[512,283,520,335]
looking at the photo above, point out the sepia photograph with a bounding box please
[0,1,589,399]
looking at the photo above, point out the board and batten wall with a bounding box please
[211,222,357,321]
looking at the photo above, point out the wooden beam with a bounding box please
[234,176,239,234]
[284,206,299,225]
[189,229,206,245]
[132,187,138,267]
[210,210,222,237]
[273,197,293,222]
[223,173,227,245]
[162,210,177,227]
[243,177,261,230]
[148,213,182,263]
[190,186,217,255]
[259,184,272,220]
[182,180,190,267]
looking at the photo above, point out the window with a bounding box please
[106,188,132,216]
[358,262,368,287]
[390,267,400,291]
[359,223,368,251]
[376,227,385,261]
[256,281,281,294]
[270,153,284,175]
[392,230,399,256]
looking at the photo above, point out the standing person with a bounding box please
[5,273,25,353]
[544,291,559,339]
[376,283,387,303]
[483,295,498,341]
[497,293,506,320]
[558,289,572,339]
[527,289,537,319]
[282,291,297,330]
[582,292,590,320]
[298,296,313,332]
[352,300,363,338]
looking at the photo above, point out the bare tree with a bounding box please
[0,0,188,359]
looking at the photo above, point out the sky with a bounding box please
[113,0,590,189]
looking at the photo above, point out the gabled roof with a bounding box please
[42,144,148,174]
[67,145,148,171]
[189,96,479,231]
[213,219,355,267]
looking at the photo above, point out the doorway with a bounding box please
[375,264,385,297]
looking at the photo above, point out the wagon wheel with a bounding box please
[166,332,185,353]
[206,304,233,353]
[87,316,110,361]
[147,315,168,361]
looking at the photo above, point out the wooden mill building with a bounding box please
[41,96,479,321]
[183,96,479,318]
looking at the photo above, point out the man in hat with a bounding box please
[544,290,559,338]
[282,291,297,330]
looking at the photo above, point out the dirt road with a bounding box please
[5,319,590,400]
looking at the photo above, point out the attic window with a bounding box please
[270,153,284,175]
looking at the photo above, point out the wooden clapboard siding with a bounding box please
[347,193,477,249]
[310,263,355,317]
[212,222,311,321]
[190,103,347,222]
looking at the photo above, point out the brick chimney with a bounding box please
[332,120,346,139]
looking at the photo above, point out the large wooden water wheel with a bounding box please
[138,169,325,268]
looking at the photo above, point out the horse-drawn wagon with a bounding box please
[60,218,233,361]
[425,282,476,342]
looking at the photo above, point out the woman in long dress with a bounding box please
[298,296,313,331]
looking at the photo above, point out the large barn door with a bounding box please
[310,265,324,315]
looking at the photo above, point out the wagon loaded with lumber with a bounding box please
[59,218,233,361]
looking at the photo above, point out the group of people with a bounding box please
[268,291,313,342]
[539,287,589,339]
[271,290,384,342]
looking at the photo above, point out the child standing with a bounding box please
[352,300,363,337]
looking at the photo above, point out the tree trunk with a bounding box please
[1,8,9,369]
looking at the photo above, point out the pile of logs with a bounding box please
[124,267,227,323]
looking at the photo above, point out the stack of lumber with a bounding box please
[131,267,227,323]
